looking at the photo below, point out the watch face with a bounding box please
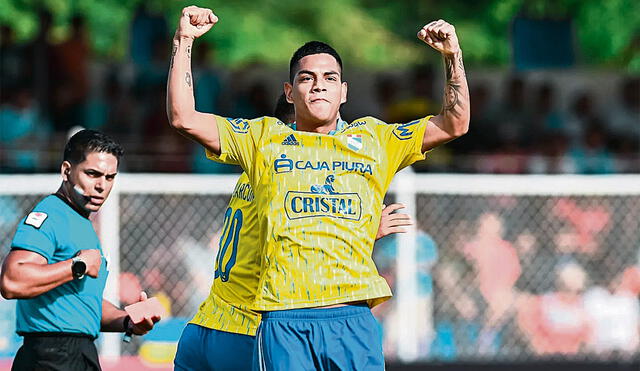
[72,259,87,278]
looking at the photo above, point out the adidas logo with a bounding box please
[282,134,300,146]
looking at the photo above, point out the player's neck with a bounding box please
[295,117,339,134]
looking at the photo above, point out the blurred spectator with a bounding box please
[612,136,640,173]
[564,91,599,146]
[431,262,487,360]
[386,65,439,124]
[490,75,528,148]
[232,81,273,118]
[129,4,168,67]
[527,82,565,147]
[0,85,51,172]
[188,44,240,173]
[552,198,611,255]
[513,230,555,294]
[373,231,438,359]
[83,71,139,139]
[46,15,91,132]
[569,122,615,174]
[0,26,26,88]
[463,212,521,325]
[374,74,400,122]
[528,132,578,174]
[517,261,592,355]
[193,44,224,114]
[450,83,494,154]
[584,267,640,357]
[475,143,529,174]
[136,39,170,104]
[25,10,56,122]
[609,77,640,139]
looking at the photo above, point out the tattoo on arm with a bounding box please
[170,45,177,69]
[443,54,462,114]
[185,72,192,87]
[186,45,192,59]
[457,53,465,76]
[444,83,460,111]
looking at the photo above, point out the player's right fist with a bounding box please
[176,6,218,40]
[78,249,102,278]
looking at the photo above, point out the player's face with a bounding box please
[62,151,118,214]
[285,53,347,126]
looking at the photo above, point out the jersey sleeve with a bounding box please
[376,115,431,172]
[205,115,269,171]
[11,213,58,262]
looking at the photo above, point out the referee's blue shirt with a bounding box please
[10,194,108,338]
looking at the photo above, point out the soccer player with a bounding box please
[0,130,161,371]
[174,94,414,370]
[167,6,469,369]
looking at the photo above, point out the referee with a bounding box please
[0,130,160,371]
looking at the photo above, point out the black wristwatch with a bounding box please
[71,256,87,280]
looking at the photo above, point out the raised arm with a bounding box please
[417,20,470,152]
[167,6,223,156]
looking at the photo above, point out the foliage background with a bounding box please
[0,0,638,71]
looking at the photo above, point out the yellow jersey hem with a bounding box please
[253,292,392,311]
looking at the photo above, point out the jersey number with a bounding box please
[214,207,242,282]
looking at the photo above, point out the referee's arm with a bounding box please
[0,250,93,299]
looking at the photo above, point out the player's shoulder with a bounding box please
[218,115,285,135]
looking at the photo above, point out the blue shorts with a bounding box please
[253,304,384,371]
[174,323,255,371]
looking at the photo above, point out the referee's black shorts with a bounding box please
[12,333,101,371]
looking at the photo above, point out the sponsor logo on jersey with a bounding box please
[227,118,250,134]
[281,134,300,146]
[392,119,420,140]
[284,175,361,221]
[273,154,373,175]
[347,134,362,151]
[339,120,366,132]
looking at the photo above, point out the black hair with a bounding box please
[63,129,124,165]
[289,41,343,83]
[273,93,295,123]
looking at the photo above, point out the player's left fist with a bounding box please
[417,20,460,55]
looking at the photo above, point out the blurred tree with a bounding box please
[0,0,637,71]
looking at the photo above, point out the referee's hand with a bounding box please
[77,249,101,278]
[130,291,161,335]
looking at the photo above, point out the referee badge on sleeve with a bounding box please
[25,212,48,229]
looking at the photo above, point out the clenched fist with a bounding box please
[175,6,218,40]
[77,249,101,278]
[417,20,460,55]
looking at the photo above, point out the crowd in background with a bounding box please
[373,195,640,361]
[1,9,639,365]
[1,10,638,174]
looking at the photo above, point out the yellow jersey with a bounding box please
[190,173,262,336]
[208,115,429,310]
